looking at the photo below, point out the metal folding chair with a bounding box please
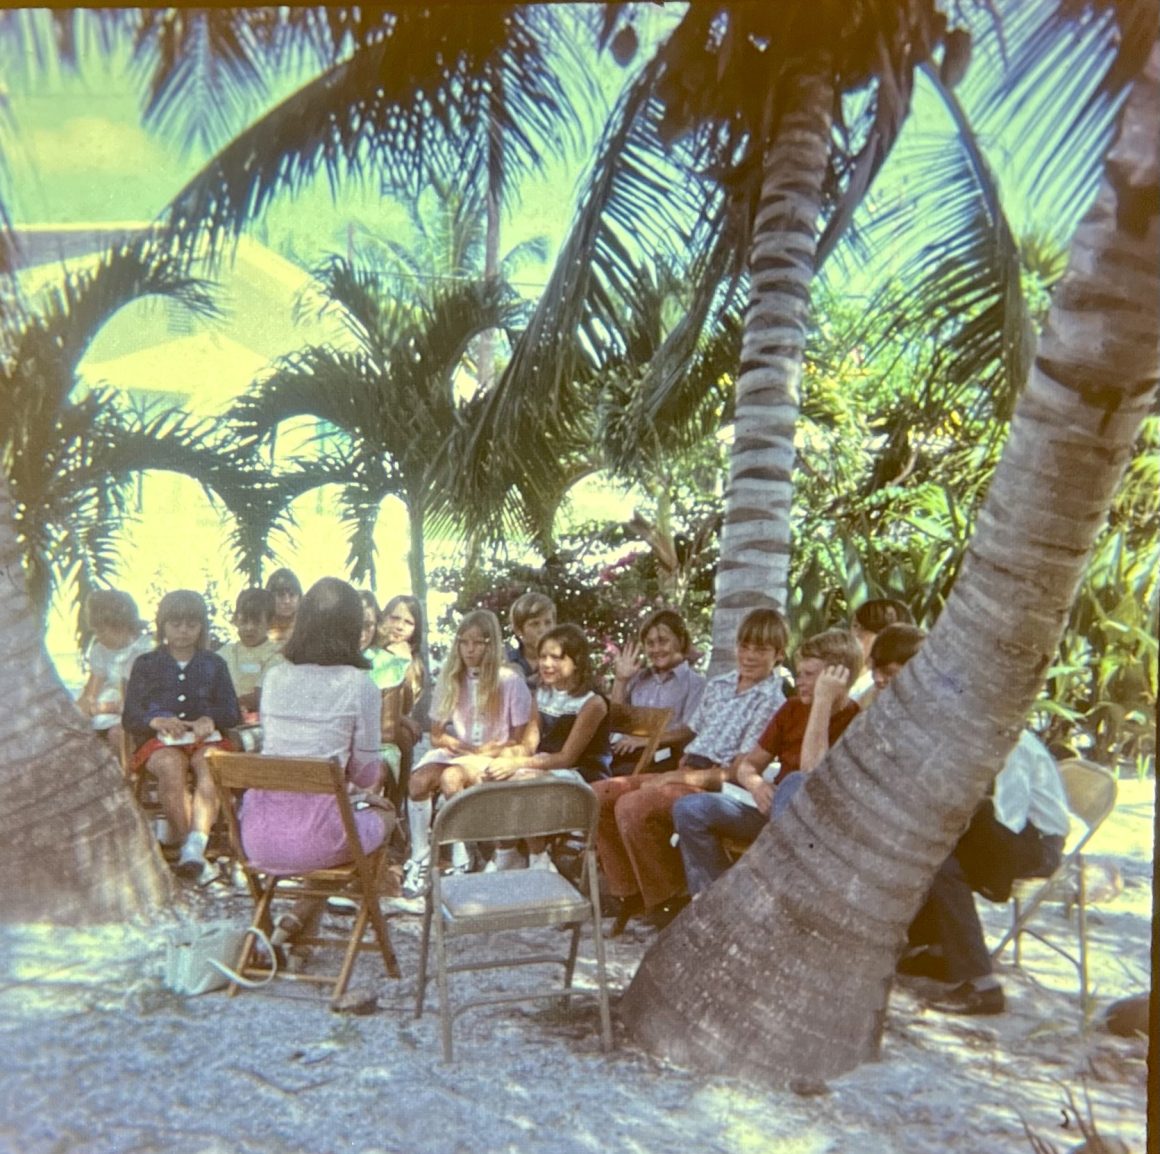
[415,776,614,1061]
[990,758,1118,1015]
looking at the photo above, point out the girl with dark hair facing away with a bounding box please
[239,578,388,947]
[123,590,241,884]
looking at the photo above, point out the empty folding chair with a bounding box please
[416,776,613,1061]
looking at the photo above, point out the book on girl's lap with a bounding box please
[159,730,221,746]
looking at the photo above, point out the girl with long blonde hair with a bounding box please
[399,610,534,903]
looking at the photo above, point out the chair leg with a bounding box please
[415,902,433,1018]
[333,904,369,1000]
[232,877,278,997]
[1077,854,1090,1020]
[434,914,454,1062]
[591,912,613,1053]
[365,890,401,980]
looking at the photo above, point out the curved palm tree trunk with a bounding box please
[622,41,1159,1081]
[0,472,173,923]
[709,66,833,673]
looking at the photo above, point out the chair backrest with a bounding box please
[607,702,673,775]
[206,750,371,879]
[380,682,414,744]
[206,750,345,795]
[1058,758,1118,843]
[432,777,597,846]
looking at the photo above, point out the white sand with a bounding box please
[0,779,1151,1154]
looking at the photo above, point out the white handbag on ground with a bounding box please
[163,919,277,995]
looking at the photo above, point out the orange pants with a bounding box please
[593,777,704,910]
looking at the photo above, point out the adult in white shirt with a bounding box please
[905,731,1070,1015]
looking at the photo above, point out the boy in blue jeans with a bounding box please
[672,627,863,896]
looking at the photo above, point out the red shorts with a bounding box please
[132,735,235,772]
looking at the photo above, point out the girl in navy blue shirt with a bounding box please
[124,590,239,884]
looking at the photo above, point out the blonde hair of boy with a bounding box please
[736,607,790,659]
[434,609,505,725]
[797,627,864,682]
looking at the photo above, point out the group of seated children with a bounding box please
[395,606,612,908]
[81,576,1068,1016]
[78,567,421,887]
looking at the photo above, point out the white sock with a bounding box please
[408,797,432,864]
[495,846,523,870]
[183,830,208,857]
[450,841,470,870]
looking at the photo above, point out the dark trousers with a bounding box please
[908,803,1064,983]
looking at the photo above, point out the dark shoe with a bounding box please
[897,947,949,981]
[927,981,1005,1016]
[606,893,644,937]
[642,895,691,931]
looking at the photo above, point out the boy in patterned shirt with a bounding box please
[593,607,789,930]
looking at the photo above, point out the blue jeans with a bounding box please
[672,792,768,895]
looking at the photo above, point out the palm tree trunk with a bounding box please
[709,65,834,674]
[0,472,173,923]
[622,39,1159,1082]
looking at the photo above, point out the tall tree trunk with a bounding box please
[477,80,502,391]
[0,472,173,923]
[622,39,1159,1082]
[708,66,833,674]
[406,496,430,671]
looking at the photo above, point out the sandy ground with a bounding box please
[0,779,1152,1154]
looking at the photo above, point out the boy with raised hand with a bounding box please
[672,627,863,897]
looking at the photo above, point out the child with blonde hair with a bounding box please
[399,610,534,902]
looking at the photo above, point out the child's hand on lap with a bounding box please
[191,716,216,740]
[151,716,187,739]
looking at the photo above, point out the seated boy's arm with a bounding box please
[734,749,776,813]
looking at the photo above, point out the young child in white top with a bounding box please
[76,589,151,759]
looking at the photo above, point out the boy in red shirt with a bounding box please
[672,628,863,895]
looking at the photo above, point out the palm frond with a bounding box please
[128,9,284,155]
[160,5,588,259]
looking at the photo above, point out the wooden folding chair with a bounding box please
[415,777,613,1061]
[206,750,401,1000]
[990,758,1118,1015]
[608,703,673,775]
